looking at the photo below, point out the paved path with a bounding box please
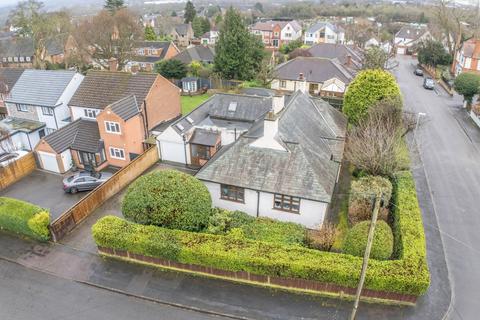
[394,56,480,320]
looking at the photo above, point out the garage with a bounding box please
[37,151,61,173]
[159,140,186,163]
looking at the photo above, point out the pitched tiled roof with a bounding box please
[306,22,340,34]
[0,37,34,58]
[173,45,215,64]
[395,25,428,41]
[43,119,101,153]
[109,95,140,121]
[0,68,24,94]
[196,91,347,203]
[6,70,77,107]
[69,70,157,109]
[307,43,363,69]
[274,57,353,84]
[175,24,190,36]
[134,41,174,60]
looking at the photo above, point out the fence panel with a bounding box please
[0,153,36,191]
[49,146,159,241]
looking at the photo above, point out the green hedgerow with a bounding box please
[27,211,50,241]
[343,220,394,260]
[206,208,255,234]
[239,217,306,246]
[122,170,212,232]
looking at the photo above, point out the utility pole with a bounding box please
[349,192,383,320]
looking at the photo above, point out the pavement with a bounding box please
[0,169,85,219]
[394,56,480,320]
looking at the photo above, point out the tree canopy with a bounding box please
[155,59,188,79]
[454,73,480,105]
[144,25,156,41]
[184,0,196,24]
[104,0,124,13]
[417,39,452,67]
[192,16,210,38]
[214,7,265,80]
[343,69,402,124]
[363,46,388,70]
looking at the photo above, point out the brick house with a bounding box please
[125,41,180,72]
[170,24,194,47]
[35,70,181,173]
[250,20,302,49]
[454,38,480,76]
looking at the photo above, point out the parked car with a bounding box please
[63,171,113,193]
[414,68,424,76]
[423,77,435,90]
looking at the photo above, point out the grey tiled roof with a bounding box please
[69,70,157,109]
[306,22,340,34]
[307,43,363,69]
[189,128,219,146]
[274,57,353,84]
[0,38,34,57]
[43,119,101,153]
[0,68,24,94]
[196,91,347,203]
[175,24,190,36]
[173,45,215,64]
[395,25,428,41]
[109,95,140,121]
[6,70,77,107]
[134,41,174,60]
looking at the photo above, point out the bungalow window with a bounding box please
[16,104,28,112]
[280,80,287,88]
[273,194,300,213]
[220,184,244,203]
[105,121,121,134]
[84,109,97,119]
[41,106,53,116]
[109,147,125,160]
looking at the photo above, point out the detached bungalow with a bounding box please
[35,70,181,173]
[196,90,347,228]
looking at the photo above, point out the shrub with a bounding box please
[239,217,306,246]
[348,200,389,225]
[343,220,394,260]
[454,72,480,106]
[206,208,254,234]
[0,197,50,241]
[350,175,393,207]
[93,171,429,296]
[343,69,402,124]
[122,170,212,232]
[307,223,338,251]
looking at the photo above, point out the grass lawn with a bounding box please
[181,94,211,115]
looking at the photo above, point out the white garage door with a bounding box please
[397,47,406,55]
[38,151,60,173]
[159,141,186,164]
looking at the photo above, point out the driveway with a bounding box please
[0,170,85,220]
[394,56,480,320]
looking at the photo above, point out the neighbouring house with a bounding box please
[172,45,215,65]
[271,57,354,97]
[307,43,363,73]
[34,70,181,173]
[250,20,302,49]
[170,24,194,47]
[44,34,79,66]
[125,41,180,72]
[304,22,345,45]
[394,24,431,55]
[0,68,24,119]
[156,93,274,166]
[195,90,347,229]
[454,38,480,76]
[0,38,34,67]
[200,28,219,45]
[0,117,45,151]
[3,70,84,150]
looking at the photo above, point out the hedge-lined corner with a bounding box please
[93,170,429,297]
[0,197,51,241]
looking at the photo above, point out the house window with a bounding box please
[105,121,121,134]
[19,56,24,62]
[7,57,12,62]
[109,147,125,160]
[84,109,97,119]
[13,57,18,62]
[220,184,245,203]
[138,49,144,55]
[319,31,326,38]
[45,128,56,135]
[280,80,287,88]
[273,194,300,213]
[78,151,97,166]
[285,33,292,37]
[26,57,31,62]
[16,104,28,112]
[274,32,279,37]
[41,106,53,116]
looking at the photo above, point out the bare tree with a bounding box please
[74,9,142,70]
[0,128,16,153]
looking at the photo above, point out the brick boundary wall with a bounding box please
[97,246,418,305]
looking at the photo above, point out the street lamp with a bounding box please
[414,112,427,142]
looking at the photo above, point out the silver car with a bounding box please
[63,171,113,194]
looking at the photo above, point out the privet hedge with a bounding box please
[122,170,212,232]
[343,220,394,260]
[93,170,429,296]
[0,197,50,241]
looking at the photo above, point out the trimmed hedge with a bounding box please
[122,170,212,232]
[350,175,393,207]
[343,220,394,260]
[0,197,50,241]
[93,171,429,296]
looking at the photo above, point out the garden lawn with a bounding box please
[181,94,211,115]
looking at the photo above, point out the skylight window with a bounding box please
[228,102,237,113]
[176,123,185,131]
[186,116,194,124]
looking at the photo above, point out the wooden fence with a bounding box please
[98,247,418,305]
[0,152,36,191]
[49,146,159,241]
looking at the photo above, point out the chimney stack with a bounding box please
[297,73,307,94]
[272,94,285,114]
[346,55,352,67]
[108,57,118,71]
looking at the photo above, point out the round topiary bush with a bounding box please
[122,169,212,231]
[342,220,393,260]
